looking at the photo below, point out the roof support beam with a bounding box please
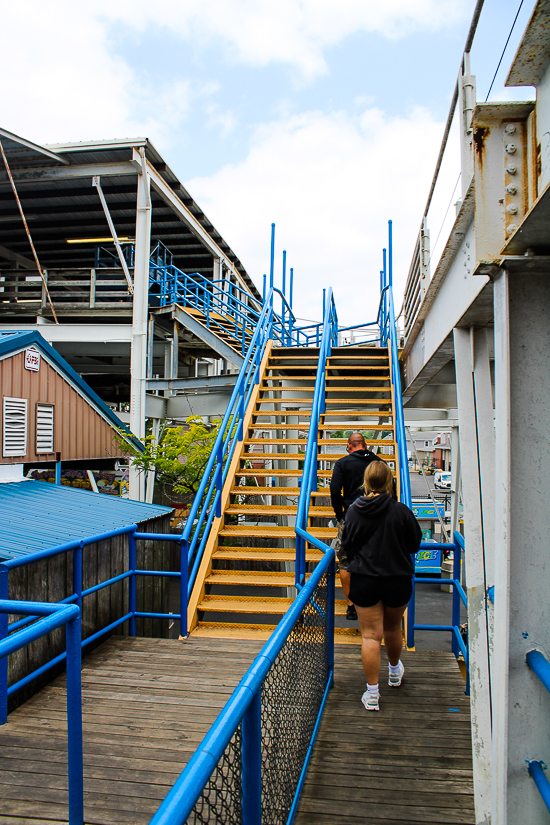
[0,161,136,184]
[147,374,238,392]
[0,244,36,269]
[138,150,250,295]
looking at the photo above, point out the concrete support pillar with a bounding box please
[450,424,462,539]
[492,268,550,825]
[454,325,495,823]
[129,154,152,501]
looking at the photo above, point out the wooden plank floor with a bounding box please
[294,646,475,825]
[0,635,263,825]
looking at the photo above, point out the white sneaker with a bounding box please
[388,660,404,688]
[361,690,379,712]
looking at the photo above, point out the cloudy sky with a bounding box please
[1,0,535,325]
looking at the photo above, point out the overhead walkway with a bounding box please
[0,253,472,825]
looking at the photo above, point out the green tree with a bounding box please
[117,416,222,505]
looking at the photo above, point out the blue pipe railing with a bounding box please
[526,649,550,812]
[149,546,335,825]
[0,525,188,719]
[0,600,83,824]
[294,288,337,588]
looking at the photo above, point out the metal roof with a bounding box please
[0,329,143,452]
[0,480,173,561]
[0,130,260,299]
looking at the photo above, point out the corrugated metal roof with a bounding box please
[0,480,173,561]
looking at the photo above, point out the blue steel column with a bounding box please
[180,539,188,638]
[451,539,461,658]
[269,224,275,290]
[0,567,7,724]
[328,554,335,688]
[65,610,84,825]
[241,690,262,824]
[129,528,137,636]
[74,541,83,617]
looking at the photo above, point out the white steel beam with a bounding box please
[0,161,136,184]
[129,150,151,501]
[137,150,249,294]
[492,267,550,824]
[0,323,133,342]
[453,325,495,824]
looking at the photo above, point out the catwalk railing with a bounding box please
[0,525,187,708]
[526,649,550,812]
[150,547,335,825]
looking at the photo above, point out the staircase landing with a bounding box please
[0,635,263,825]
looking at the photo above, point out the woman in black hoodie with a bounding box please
[341,460,421,712]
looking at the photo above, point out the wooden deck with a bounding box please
[0,635,263,825]
[294,645,475,825]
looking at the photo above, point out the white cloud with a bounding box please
[185,105,459,325]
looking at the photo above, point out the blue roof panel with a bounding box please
[0,481,173,560]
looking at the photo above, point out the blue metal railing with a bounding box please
[0,600,83,824]
[526,649,550,812]
[295,288,338,588]
[0,525,188,719]
[149,546,335,825]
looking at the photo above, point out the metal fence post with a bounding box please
[242,690,262,825]
[406,577,415,649]
[0,567,7,725]
[328,554,335,688]
[216,444,223,517]
[129,528,137,636]
[451,540,461,658]
[180,538,188,638]
[66,611,84,825]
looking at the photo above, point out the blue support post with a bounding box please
[242,690,262,825]
[55,461,61,485]
[269,224,275,290]
[382,249,387,343]
[327,554,335,688]
[238,392,245,441]
[215,444,223,518]
[406,577,415,649]
[0,567,7,725]
[527,649,550,695]
[289,267,294,345]
[322,289,325,325]
[388,219,393,288]
[180,539,188,638]
[451,540,461,658]
[262,274,266,304]
[65,610,84,825]
[282,250,286,343]
[129,529,137,636]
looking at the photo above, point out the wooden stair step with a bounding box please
[214,547,322,561]
[191,622,277,640]
[199,595,347,615]
[230,487,331,495]
[218,526,337,538]
[224,504,333,516]
[319,438,396,446]
[206,571,299,587]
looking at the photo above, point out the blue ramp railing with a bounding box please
[526,649,550,813]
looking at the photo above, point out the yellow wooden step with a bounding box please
[206,571,299,587]
[199,594,347,615]
[214,547,323,561]
[191,622,277,640]
[218,525,337,538]
[230,487,331,495]
[224,504,333,516]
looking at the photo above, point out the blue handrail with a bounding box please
[149,546,335,825]
[0,600,83,824]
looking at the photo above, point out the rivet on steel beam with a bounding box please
[507,223,518,234]
[505,144,517,154]
[504,124,517,134]
[506,184,518,195]
[506,164,517,174]
[506,203,518,215]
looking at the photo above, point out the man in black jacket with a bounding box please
[330,433,387,620]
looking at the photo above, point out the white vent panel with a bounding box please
[3,397,27,457]
[36,404,54,454]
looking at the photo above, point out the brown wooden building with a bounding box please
[0,329,139,470]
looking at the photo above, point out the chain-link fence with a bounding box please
[186,567,331,825]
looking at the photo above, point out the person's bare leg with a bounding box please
[339,569,352,606]
[355,601,384,685]
[382,604,407,666]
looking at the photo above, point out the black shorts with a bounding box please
[349,574,412,609]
